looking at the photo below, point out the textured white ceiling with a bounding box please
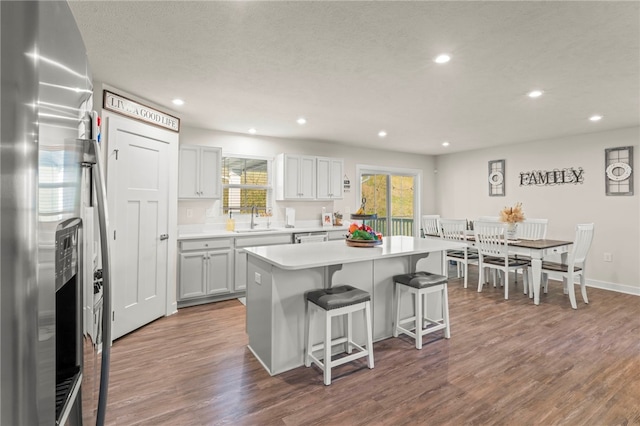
[69,1,639,155]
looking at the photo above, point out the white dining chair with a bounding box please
[421,215,441,237]
[512,218,549,292]
[474,221,529,300]
[540,223,594,309]
[439,219,478,288]
[516,218,548,240]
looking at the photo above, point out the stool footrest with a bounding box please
[309,336,349,353]
[396,323,447,337]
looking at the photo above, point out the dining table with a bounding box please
[429,233,574,305]
[491,238,573,305]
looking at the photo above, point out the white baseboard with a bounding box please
[542,271,640,296]
[583,278,640,296]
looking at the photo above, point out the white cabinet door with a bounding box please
[179,252,207,299]
[282,154,301,199]
[279,154,316,200]
[298,155,316,199]
[234,248,247,292]
[329,158,344,199]
[206,249,233,296]
[178,145,200,198]
[317,157,344,199]
[178,145,221,199]
[199,146,221,198]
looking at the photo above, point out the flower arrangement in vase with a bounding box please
[500,202,525,239]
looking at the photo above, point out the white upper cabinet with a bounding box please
[316,157,344,200]
[178,145,221,199]
[275,154,317,200]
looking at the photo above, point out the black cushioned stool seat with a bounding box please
[392,271,450,349]
[393,271,448,289]
[304,285,374,385]
[305,285,370,310]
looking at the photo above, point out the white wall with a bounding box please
[435,126,639,294]
[178,126,437,227]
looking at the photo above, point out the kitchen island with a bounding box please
[244,236,466,375]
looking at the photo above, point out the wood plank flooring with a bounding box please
[104,268,640,425]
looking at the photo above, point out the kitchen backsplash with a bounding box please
[178,199,354,227]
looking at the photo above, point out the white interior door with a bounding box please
[107,117,171,340]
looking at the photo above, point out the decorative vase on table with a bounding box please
[500,202,525,240]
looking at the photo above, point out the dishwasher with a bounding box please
[293,231,329,244]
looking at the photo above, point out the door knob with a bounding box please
[159,234,169,240]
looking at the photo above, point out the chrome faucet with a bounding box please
[251,205,258,229]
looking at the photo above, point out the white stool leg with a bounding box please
[346,311,353,354]
[442,284,451,339]
[324,310,332,385]
[304,301,312,367]
[364,301,374,369]
[415,287,423,350]
[393,284,401,338]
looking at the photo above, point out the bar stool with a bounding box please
[304,285,374,385]
[393,271,450,349]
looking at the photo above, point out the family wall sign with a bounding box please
[519,167,584,186]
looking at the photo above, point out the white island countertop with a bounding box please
[244,235,466,270]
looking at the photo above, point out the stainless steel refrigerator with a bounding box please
[1,1,112,425]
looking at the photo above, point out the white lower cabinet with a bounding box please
[234,249,248,292]
[178,238,233,306]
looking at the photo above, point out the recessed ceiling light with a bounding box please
[527,90,544,98]
[378,130,387,138]
[434,54,451,64]
[248,128,257,134]
[442,141,450,147]
[589,115,603,122]
[172,98,184,106]
[297,117,307,125]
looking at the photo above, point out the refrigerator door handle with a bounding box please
[89,138,112,426]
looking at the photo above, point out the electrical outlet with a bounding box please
[254,272,261,284]
[186,208,193,218]
[603,253,612,262]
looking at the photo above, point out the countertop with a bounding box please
[244,235,467,270]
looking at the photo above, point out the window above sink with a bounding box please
[222,156,272,217]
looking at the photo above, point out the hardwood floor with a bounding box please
[104,268,640,425]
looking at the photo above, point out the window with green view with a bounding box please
[221,156,270,215]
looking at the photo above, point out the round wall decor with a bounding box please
[488,171,504,185]
[605,162,632,182]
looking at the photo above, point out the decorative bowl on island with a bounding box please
[346,223,383,247]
